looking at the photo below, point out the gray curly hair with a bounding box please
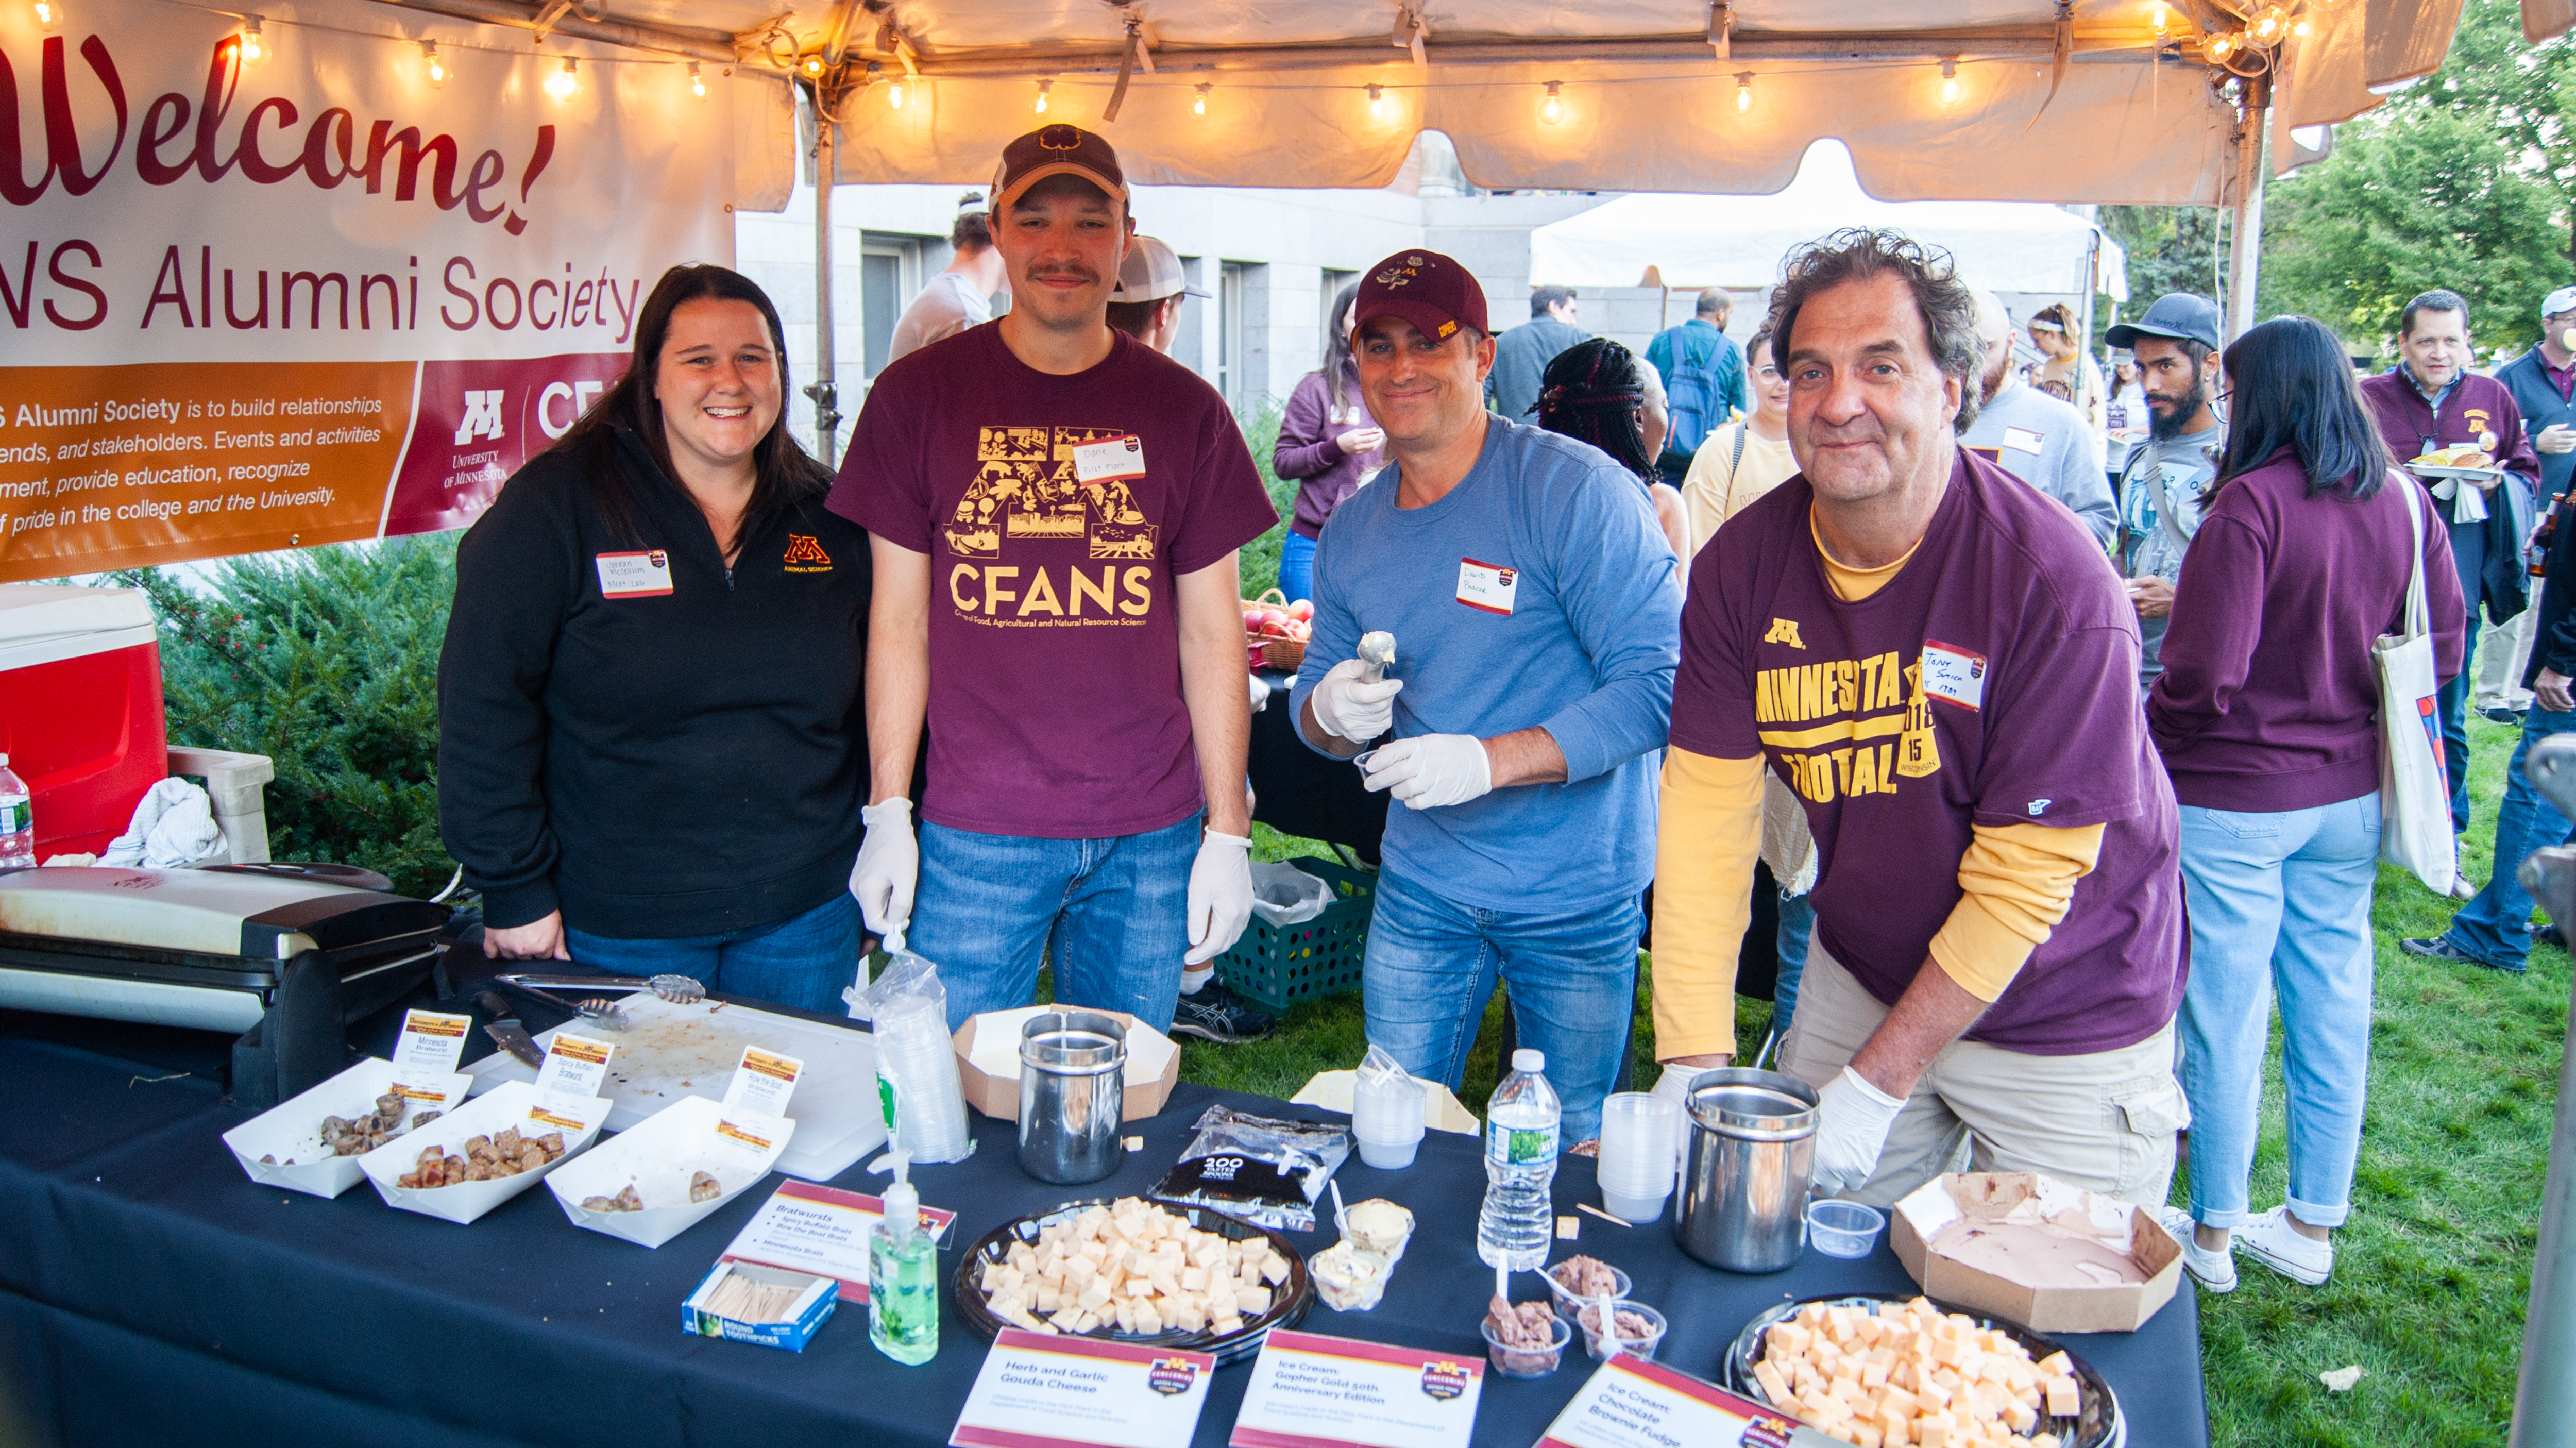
[1767,227,1986,435]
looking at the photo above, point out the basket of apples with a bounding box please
[1242,590,1314,674]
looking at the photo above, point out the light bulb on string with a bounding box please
[889,79,904,109]
[420,40,444,86]
[2207,31,2237,60]
[1734,73,1754,114]
[1939,59,1961,107]
[239,16,265,63]
[802,54,823,77]
[33,0,57,28]
[1192,82,1210,118]
[2250,6,2286,44]
[2149,1,2170,35]
[545,57,578,100]
[689,60,707,100]
[2294,13,2313,36]
[1035,79,1052,115]
[1366,83,1387,121]
[1539,80,1563,125]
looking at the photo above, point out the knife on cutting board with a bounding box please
[473,989,546,1069]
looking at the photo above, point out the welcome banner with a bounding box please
[0,0,737,580]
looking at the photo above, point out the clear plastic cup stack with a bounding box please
[1594,1091,1679,1222]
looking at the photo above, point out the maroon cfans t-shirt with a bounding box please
[1669,450,2186,1055]
[830,325,1279,839]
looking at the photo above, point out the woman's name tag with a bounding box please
[597,550,672,598]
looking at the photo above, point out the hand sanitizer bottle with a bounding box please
[869,1149,939,1365]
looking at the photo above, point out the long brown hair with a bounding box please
[1323,279,1362,415]
[548,263,831,546]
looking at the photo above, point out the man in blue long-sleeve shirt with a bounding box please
[1292,250,1681,1143]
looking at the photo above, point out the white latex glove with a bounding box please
[1652,1060,1709,1109]
[1359,733,1494,810]
[848,798,919,953]
[1811,1065,1907,1197]
[1183,830,1255,966]
[1310,656,1404,741]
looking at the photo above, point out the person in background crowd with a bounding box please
[1647,288,1748,484]
[440,265,872,1013]
[1961,290,2116,544]
[2027,302,2105,433]
[2104,353,2148,466]
[1487,285,1590,424]
[1273,280,1384,607]
[2475,286,2576,723]
[2359,290,2541,892]
[1671,322,1818,1036]
[1534,339,1692,562]
[2106,293,2227,694]
[834,125,1281,1044]
[2151,316,2466,1291]
[1293,251,1679,1146]
[1652,228,2188,1209]
[888,192,1008,365]
[1105,235,1208,355]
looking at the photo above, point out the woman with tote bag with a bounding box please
[2146,316,2466,1293]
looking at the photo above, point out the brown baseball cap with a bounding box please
[993,124,1128,212]
[1354,249,1489,342]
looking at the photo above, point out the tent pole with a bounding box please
[2512,735,2576,1447]
[806,81,844,464]
[2223,72,2270,343]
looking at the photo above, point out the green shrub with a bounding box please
[111,539,458,899]
[1236,398,1295,601]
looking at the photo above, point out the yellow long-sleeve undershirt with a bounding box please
[1649,511,2106,1059]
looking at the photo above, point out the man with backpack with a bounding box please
[1647,289,1747,484]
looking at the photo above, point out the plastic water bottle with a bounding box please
[1476,1048,1561,1270]
[0,755,32,870]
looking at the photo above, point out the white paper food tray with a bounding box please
[222,1058,473,1200]
[465,996,883,1181]
[359,1080,609,1224]
[547,1096,796,1249]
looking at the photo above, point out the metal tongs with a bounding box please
[494,972,705,1032]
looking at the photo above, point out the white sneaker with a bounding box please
[2236,1205,2333,1286]
[2156,1206,2236,1293]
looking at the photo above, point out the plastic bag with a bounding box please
[1355,1043,1409,1091]
[1150,1104,1351,1233]
[1247,862,1332,927]
[844,951,975,1164]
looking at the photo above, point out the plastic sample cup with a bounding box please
[1595,1092,1678,1221]
[1352,1072,1426,1170]
[1577,1300,1668,1362]
[1480,1312,1571,1378]
[1805,1199,1886,1259]
[1543,1262,1632,1321]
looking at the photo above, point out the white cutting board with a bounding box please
[464,996,885,1182]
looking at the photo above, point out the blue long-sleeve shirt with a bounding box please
[1291,417,1680,912]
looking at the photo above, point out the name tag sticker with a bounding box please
[596,550,672,598]
[2001,426,2046,455]
[1921,639,1988,711]
[1071,435,1147,483]
[1456,558,1518,615]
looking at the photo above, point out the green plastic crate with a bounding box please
[1214,859,1377,1012]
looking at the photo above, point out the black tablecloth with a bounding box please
[0,1011,2207,1448]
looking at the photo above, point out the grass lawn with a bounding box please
[1174,717,2563,1445]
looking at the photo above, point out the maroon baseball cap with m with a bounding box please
[1354,250,1489,342]
[993,124,1128,211]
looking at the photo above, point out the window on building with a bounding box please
[858,233,922,381]
[1319,268,1357,367]
[1220,262,1247,407]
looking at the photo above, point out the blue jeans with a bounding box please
[1773,890,1816,1039]
[2439,598,2481,834]
[1277,531,1318,608]
[1360,865,1641,1143]
[2174,795,2381,1230]
[2443,704,2576,970]
[565,893,859,1015]
[909,814,1200,1034]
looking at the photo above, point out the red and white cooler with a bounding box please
[0,584,169,861]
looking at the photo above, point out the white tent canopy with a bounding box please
[1527,141,2128,302]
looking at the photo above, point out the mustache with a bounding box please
[1025,263,1100,284]
[2144,389,2197,409]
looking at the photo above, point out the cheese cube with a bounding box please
[1914,1377,1952,1410]
[1132,1300,1164,1335]
[1261,1254,1290,1286]
[1063,1254,1099,1286]
[1850,1425,1883,1448]
[1180,1266,1209,1293]
[1126,1278,1156,1299]
[1169,1296,1207,1333]
[1753,1360,1792,1406]
[1831,1377,1869,1404]
[1801,1303,1832,1328]
[2046,1376,2081,1416]
[1778,1323,1816,1356]
[1876,1384,1918,1418]
[2031,1436,2060,1448]
[1034,1283,1062,1313]
[1825,1305,1855,1337]
[1882,1417,1911,1448]
[2004,1398,2038,1433]
[1915,1420,1950,1448]
[1077,1276,1113,1311]
[1235,1285,1273,1317]
[1212,1312,1243,1336]
[1111,1297,1137,1334]
[2035,1351,2072,1378]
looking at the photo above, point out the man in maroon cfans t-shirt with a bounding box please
[830,127,1283,1043]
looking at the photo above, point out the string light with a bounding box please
[1366,83,1387,121]
[544,56,578,100]
[1192,81,1210,117]
[239,15,265,63]
[688,60,706,100]
[1939,59,1960,107]
[2250,6,2286,44]
[1538,80,1562,125]
[420,39,444,86]
[2149,1,2170,36]
[1035,79,1052,114]
[1734,72,1754,114]
[32,0,57,28]
[802,54,823,76]
[2207,31,2238,60]
[889,78,904,109]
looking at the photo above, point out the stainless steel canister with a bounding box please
[1017,1011,1128,1185]
[1671,1067,1819,1273]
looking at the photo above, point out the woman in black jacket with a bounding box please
[437,264,872,1012]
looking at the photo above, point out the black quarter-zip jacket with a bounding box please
[438,429,872,937]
